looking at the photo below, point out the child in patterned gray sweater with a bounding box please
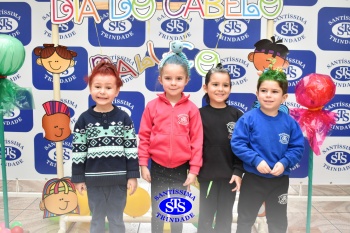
[71,61,139,233]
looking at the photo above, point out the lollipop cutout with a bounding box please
[290,73,337,155]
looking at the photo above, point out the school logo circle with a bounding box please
[322,144,350,172]
[158,16,192,41]
[275,13,307,43]
[222,57,249,86]
[154,189,196,223]
[4,140,24,167]
[177,114,189,125]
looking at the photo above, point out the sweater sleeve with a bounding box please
[71,116,87,183]
[123,116,140,179]
[138,103,152,166]
[231,116,263,168]
[279,119,305,169]
[188,107,203,175]
[232,110,244,178]
[232,151,244,178]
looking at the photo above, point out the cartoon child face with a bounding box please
[43,184,78,215]
[37,52,74,74]
[248,52,289,71]
[42,113,71,142]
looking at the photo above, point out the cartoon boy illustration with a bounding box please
[42,100,71,142]
[248,36,289,73]
[249,36,290,113]
[39,177,79,218]
[34,44,77,74]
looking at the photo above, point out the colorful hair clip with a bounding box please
[170,40,183,54]
[159,41,191,74]
[275,67,284,73]
[267,58,277,69]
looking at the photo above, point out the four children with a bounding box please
[71,41,305,233]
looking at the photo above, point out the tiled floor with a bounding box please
[0,179,349,233]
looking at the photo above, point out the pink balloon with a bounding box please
[11,226,23,233]
[0,222,5,230]
[295,73,336,108]
[10,226,23,233]
[0,228,11,233]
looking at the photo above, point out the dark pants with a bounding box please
[150,160,188,233]
[87,185,127,233]
[198,180,237,233]
[236,173,289,233]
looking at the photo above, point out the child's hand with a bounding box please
[183,173,196,192]
[127,178,138,195]
[141,166,151,183]
[270,162,285,176]
[74,182,87,195]
[257,160,271,174]
[229,175,242,192]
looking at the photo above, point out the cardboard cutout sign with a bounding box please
[42,101,71,142]
[34,44,77,74]
[39,177,79,218]
[248,36,289,73]
[249,36,290,113]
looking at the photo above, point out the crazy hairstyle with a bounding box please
[257,69,289,95]
[158,41,191,76]
[41,177,79,218]
[42,101,70,117]
[85,60,123,88]
[254,36,289,58]
[203,63,231,104]
[34,44,77,60]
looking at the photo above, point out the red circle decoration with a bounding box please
[290,73,337,155]
[295,73,336,109]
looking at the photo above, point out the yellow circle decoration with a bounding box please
[124,187,151,217]
[76,190,90,216]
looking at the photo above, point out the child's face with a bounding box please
[256,80,288,116]
[158,64,189,102]
[90,74,120,110]
[203,72,231,108]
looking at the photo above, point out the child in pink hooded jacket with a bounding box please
[138,41,203,233]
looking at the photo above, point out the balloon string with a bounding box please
[215,19,225,50]
[94,21,102,55]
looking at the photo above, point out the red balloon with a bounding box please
[10,226,23,233]
[295,73,336,108]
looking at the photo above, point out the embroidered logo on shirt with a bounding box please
[278,194,288,204]
[279,133,290,144]
[178,114,189,125]
[227,122,236,139]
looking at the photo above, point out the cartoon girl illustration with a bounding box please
[42,100,71,142]
[248,36,289,73]
[34,44,77,74]
[39,177,79,218]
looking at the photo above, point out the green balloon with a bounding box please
[0,34,25,77]
[10,220,22,228]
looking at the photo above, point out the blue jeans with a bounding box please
[87,185,127,233]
